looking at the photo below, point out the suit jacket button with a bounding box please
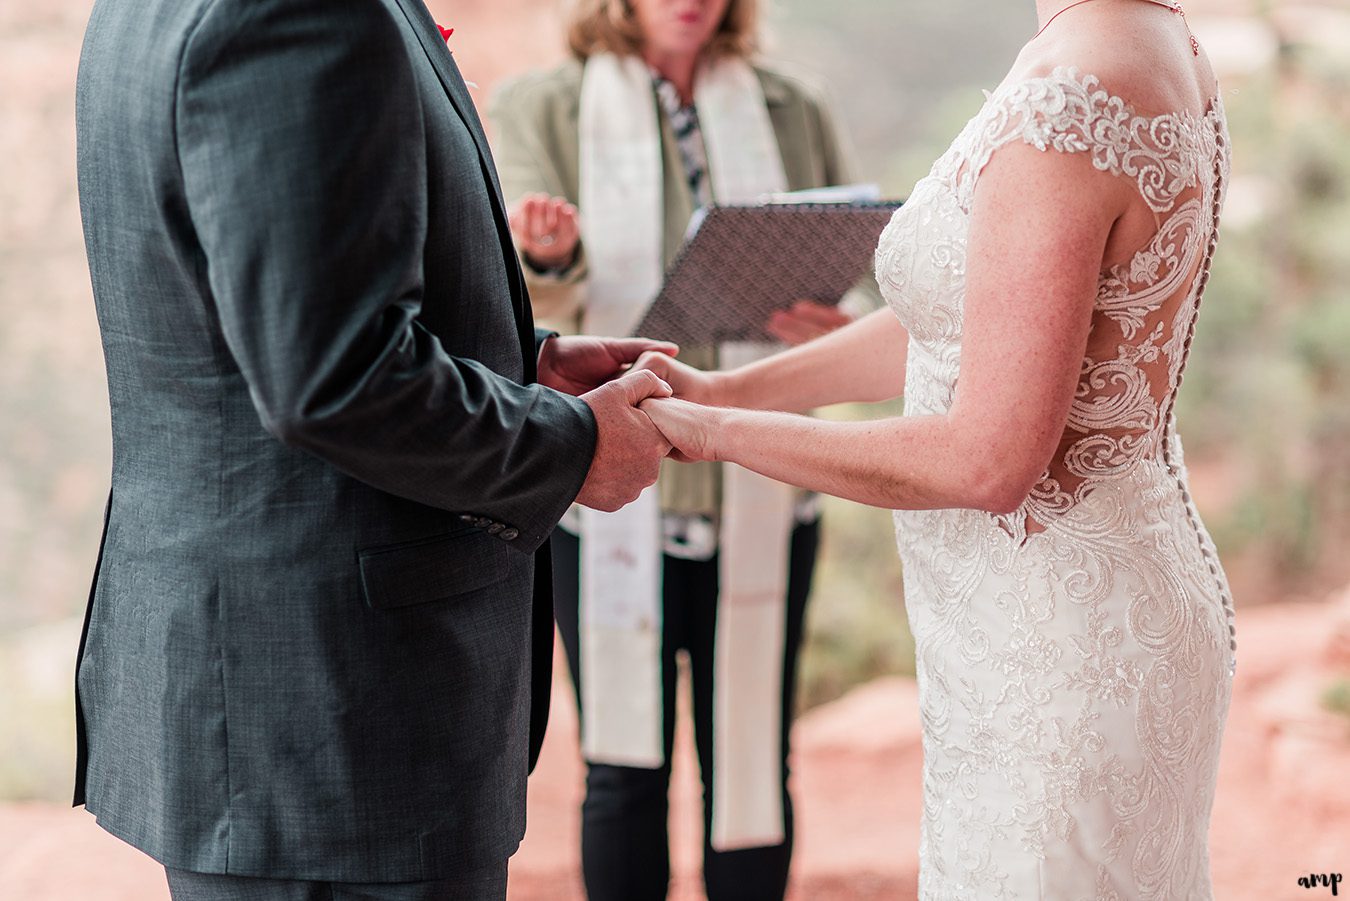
[500,528,519,541]
[487,523,505,535]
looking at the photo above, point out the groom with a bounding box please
[73,0,674,898]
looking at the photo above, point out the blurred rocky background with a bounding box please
[1,0,1347,897]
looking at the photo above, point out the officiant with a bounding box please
[489,1,880,898]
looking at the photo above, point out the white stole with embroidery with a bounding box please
[577,52,795,851]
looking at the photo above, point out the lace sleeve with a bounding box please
[951,67,1209,215]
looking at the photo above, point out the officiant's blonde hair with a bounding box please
[567,0,759,61]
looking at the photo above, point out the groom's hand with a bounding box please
[575,369,674,512]
[539,335,679,397]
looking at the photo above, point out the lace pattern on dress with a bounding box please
[936,68,1230,539]
[874,67,1237,900]
[946,68,1215,215]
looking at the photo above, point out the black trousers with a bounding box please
[164,861,507,901]
[551,520,818,901]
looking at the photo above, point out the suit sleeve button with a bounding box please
[487,523,505,535]
[459,514,476,523]
[500,528,520,541]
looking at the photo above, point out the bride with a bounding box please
[635,0,1235,897]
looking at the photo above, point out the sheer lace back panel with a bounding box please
[879,67,1231,539]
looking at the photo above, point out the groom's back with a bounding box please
[77,0,362,545]
[78,0,245,520]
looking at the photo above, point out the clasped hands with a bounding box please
[539,335,676,512]
[540,336,726,513]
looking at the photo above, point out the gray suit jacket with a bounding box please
[73,0,597,882]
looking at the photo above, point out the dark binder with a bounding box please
[632,200,902,345]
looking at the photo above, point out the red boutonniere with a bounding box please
[436,22,475,87]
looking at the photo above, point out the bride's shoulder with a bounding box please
[998,35,1203,120]
[987,66,1137,128]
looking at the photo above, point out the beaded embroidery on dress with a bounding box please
[875,67,1236,900]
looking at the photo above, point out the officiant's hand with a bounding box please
[640,397,724,465]
[576,370,675,512]
[510,193,580,270]
[539,335,678,397]
[766,300,853,346]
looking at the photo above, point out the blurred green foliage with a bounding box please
[1324,678,1350,724]
[1177,45,1350,587]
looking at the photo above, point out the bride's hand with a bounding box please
[639,397,724,463]
[631,351,728,406]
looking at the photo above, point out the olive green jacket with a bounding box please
[489,57,883,516]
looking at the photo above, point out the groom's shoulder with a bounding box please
[175,0,407,73]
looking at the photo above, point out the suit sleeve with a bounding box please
[534,327,559,358]
[175,0,595,554]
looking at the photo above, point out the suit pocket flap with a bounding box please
[358,528,512,610]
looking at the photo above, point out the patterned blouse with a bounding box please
[652,72,713,209]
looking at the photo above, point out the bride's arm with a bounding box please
[637,306,908,412]
[645,142,1130,512]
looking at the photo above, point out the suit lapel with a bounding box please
[389,0,537,379]
[390,0,509,210]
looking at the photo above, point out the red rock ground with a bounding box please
[2,592,1347,901]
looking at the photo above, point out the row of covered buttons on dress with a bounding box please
[1201,131,1238,660]
[1167,124,1237,666]
[1176,467,1237,655]
[459,513,519,542]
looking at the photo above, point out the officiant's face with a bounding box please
[631,0,733,61]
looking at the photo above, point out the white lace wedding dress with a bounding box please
[876,67,1236,900]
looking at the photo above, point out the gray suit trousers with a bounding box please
[164,862,508,901]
